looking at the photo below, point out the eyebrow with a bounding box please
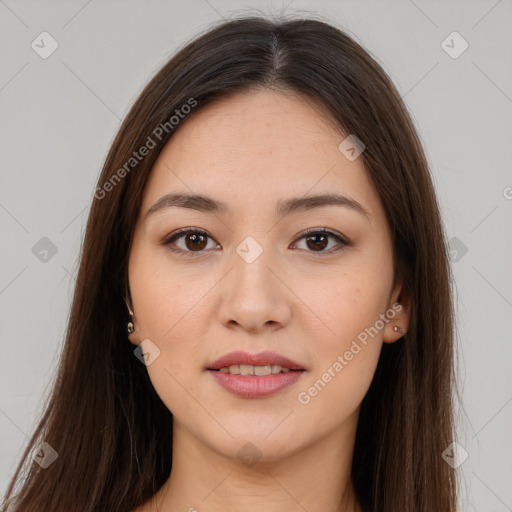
[145,192,370,219]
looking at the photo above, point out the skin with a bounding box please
[127,88,410,512]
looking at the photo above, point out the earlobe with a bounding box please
[383,285,411,344]
[383,307,409,344]
[128,329,142,345]
[124,294,142,346]
[127,316,142,346]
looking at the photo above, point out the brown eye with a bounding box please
[183,232,208,251]
[163,228,218,255]
[305,233,329,251]
[163,227,349,257]
[293,228,350,255]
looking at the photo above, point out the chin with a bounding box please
[200,422,308,464]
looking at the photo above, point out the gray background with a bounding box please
[1,1,511,510]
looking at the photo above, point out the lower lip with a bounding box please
[208,370,305,398]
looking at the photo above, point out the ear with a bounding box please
[382,280,411,344]
[124,291,142,346]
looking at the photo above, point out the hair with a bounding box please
[2,13,458,512]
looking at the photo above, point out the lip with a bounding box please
[207,350,305,371]
[207,350,306,398]
[209,370,304,398]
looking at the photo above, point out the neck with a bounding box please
[154,411,362,512]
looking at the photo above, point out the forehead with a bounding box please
[169,88,342,156]
[141,89,382,224]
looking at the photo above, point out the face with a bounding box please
[127,89,409,463]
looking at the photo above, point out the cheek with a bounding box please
[292,256,391,410]
[129,248,216,415]
[303,287,384,385]
[294,276,386,416]
[128,248,218,419]
[298,258,392,351]
[130,242,212,343]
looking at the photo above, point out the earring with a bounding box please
[123,296,135,335]
[393,325,403,333]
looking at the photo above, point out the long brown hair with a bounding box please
[2,14,458,512]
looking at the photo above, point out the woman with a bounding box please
[2,14,458,512]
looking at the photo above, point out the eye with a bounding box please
[162,227,350,256]
[162,228,219,256]
[292,228,350,255]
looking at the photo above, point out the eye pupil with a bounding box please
[306,234,328,251]
[186,233,207,251]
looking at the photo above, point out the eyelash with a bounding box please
[161,227,351,257]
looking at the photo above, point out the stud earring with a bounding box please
[393,325,403,333]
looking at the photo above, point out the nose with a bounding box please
[216,245,292,333]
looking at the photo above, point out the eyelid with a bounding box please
[162,227,218,256]
[296,227,351,247]
[161,227,351,256]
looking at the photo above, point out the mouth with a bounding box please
[211,364,297,375]
[206,350,306,398]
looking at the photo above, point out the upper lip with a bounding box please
[208,350,305,371]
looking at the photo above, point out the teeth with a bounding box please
[240,364,254,375]
[254,365,272,376]
[217,364,293,375]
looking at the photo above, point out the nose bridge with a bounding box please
[217,233,291,330]
[235,236,274,290]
